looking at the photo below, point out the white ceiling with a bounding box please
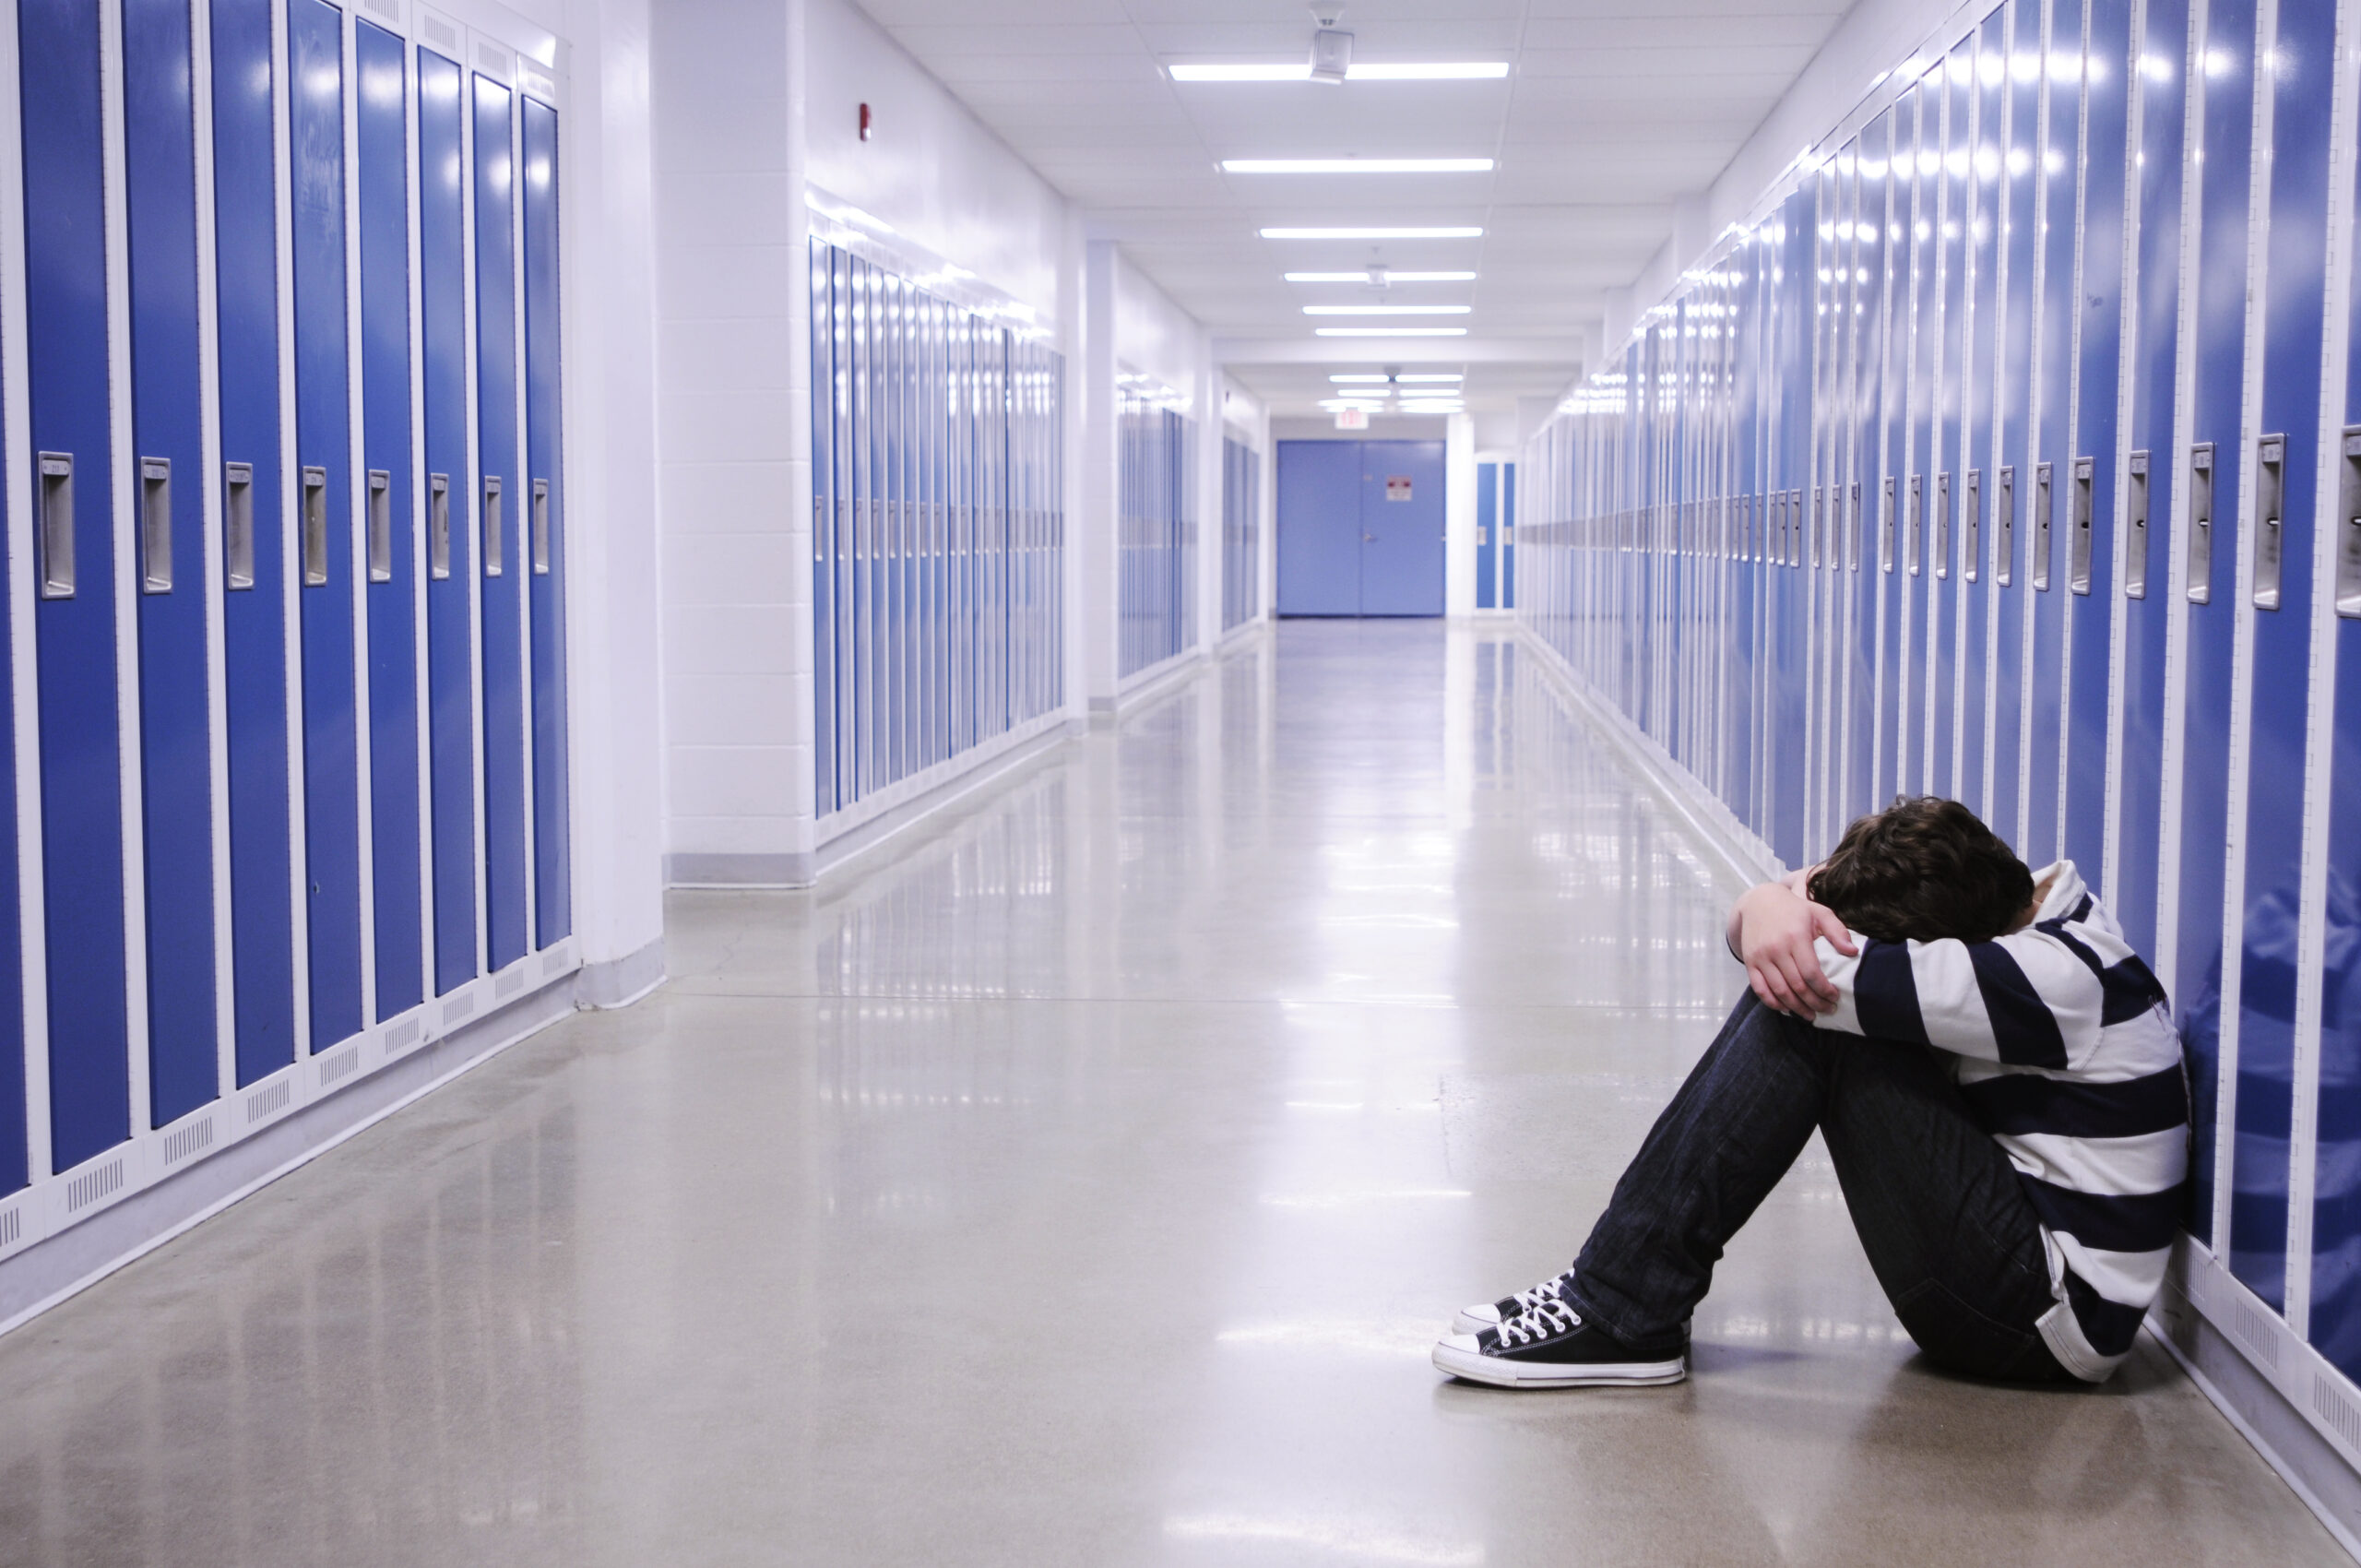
[854,0,1855,416]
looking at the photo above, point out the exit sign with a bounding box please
[1335,407,1369,430]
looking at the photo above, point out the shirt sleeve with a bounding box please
[1809,927,2106,1069]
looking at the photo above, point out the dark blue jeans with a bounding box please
[1564,992,2070,1382]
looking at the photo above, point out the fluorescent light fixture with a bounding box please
[1261,226,1483,240]
[1329,374,1391,382]
[1286,270,1477,282]
[1314,327,1468,337]
[1169,62,1509,82]
[1224,158,1492,174]
[1399,399,1463,411]
[1302,304,1470,315]
[1396,374,1463,383]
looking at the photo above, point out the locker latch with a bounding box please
[2187,443,2213,603]
[1848,481,1862,571]
[1964,469,1982,583]
[2033,462,2053,591]
[2069,457,2096,594]
[367,470,393,584]
[2336,428,2361,618]
[37,452,72,600]
[2124,450,2150,600]
[1880,476,1896,572]
[483,475,504,577]
[1907,473,1923,576]
[1996,466,2015,587]
[139,457,172,594]
[224,462,255,590]
[533,478,552,574]
[1934,472,1951,581]
[301,466,329,587]
[429,473,452,579]
[2254,434,2284,611]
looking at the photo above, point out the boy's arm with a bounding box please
[1809,927,2106,1067]
[1728,877,1857,1016]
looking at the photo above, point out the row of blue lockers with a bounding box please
[1119,390,1195,680]
[806,241,1065,819]
[0,0,573,1239]
[1220,435,1261,633]
[1520,0,2361,1382]
[1477,460,1516,612]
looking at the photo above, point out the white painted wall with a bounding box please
[1112,250,1203,406]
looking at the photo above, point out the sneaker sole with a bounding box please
[1430,1338,1687,1389]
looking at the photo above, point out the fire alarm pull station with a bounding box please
[1386,475,1412,502]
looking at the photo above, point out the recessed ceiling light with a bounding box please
[1398,399,1465,412]
[1261,226,1483,240]
[1303,304,1470,315]
[1224,158,1492,174]
[1395,373,1463,383]
[1170,62,1511,82]
[1314,327,1468,337]
[1329,374,1392,382]
[1285,270,1477,282]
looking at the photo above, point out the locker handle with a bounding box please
[1933,472,1951,581]
[37,452,72,599]
[2069,456,2094,595]
[223,462,255,589]
[483,475,504,577]
[1906,473,1923,576]
[1848,481,1861,571]
[532,477,552,574]
[1880,476,1895,572]
[1964,469,1981,583]
[429,472,452,579]
[2335,429,2361,618]
[2254,435,2284,611]
[139,457,172,594]
[367,469,393,584]
[1996,467,2015,586]
[2124,451,2149,600]
[2033,462,2053,591]
[2187,443,2214,604]
[301,466,329,587]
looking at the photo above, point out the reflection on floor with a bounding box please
[0,621,2336,1565]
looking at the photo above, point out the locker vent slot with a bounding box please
[2124,451,2150,599]
[482,474,504,577]
[318,1046,360,1087]
[1906,474,1923,576]
[2318,1376,2361,1453]
[139,457,172,592]
[2254,435,2284,610]
[541,947,571,977]
[2336,428,2361,617]
[421,12,458,49]
[1880,476,1895,571]
[496,966,527,998]
[2033,462,2054,590]
[37,452,73,599]
[361,0,399,19]
[367,469,392,583]
[301,466,329,586]
[532,477,551,573]
[429,472,451,578]
[1933,472,1951,580]
[1964,470,1981,582]
[2069,457,2094,594]
[160,1116,216,1167]
[223,462,255,589]
[2187,443,2215,602]
[386,1016,422,1051]
[1997,466,2015,586]
[2236,1301,2282,1367]
[0,1206,18,1251]
[476,41,508,75]
[444,992,478,1025]
[246,1078,292,1123]
[64,1158,126,1215]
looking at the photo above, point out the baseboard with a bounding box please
[810,717,1078,883]
[0,963,587,1340]
[577,934,667,1009]
[666,850,813,888]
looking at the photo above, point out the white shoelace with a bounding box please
[1493,1297,1582,1348]
[1501,1273,1572,1318]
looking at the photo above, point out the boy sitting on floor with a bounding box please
[1433,796,2188,1389]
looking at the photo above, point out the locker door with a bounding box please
[124,0,219,1123]
[2177,0,2260,1248]
[1960,6,2006,819]
[2062,0,2133,873]
[1500,463,1515,610]
[1990,0,2042,849]
[471,72,526,974]
[357,19,421,1014]
[2115,0,2192,955]
[417,43,476,995]
[1928,45,1971,802]
[521,93,569,944]
[21,0,133,1170]
[1276,441,1360,615]
[1903,78,1941,797]
[1851,108,1892,826]
[1774,190,1813,865]
[211,0,295,1085]
[2230,0,2337,1313]
[289,0,362,1051]
[1476,463,1498,610]
[810,242,835,814]
[1877,97,1918,808]
[2025,0,2086,865]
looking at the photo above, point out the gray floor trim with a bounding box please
[577,934,667,1009]
[0,971,583,1339]
[810,719,1082,883]
[666,850,813,888]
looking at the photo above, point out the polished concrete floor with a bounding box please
[0,621,2340,1566]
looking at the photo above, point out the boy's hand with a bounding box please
[1729,882,1857,1016]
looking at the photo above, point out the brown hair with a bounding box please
[1807,796,2035,944]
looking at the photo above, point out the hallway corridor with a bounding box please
[0,623,2333,1566]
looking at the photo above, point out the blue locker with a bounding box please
[811,243,836,814]
[1477,464,1498,610]
[522,95,571,945]
[473,73,528,974]
[2025,0,2086,867]
[357,20,421,1016]
[1500,463,1515,609]
[124,0,219,1123]
[1991,0,2043,850]
[21,0,132,1168]
[1928,49,1970,802]
[1850,110,1892,825]
[418,45,477,995]
[1878,94,1920,807]
[2117,0,2191,956]
[1902,81,1940,798]
[2063,0,2132,874]
[2313,0,2361,1376]
[290,0,363,1052]
[1960,8,2006,818]
[2231,0,2337,1313]
[211,0,295,1086]
[1775,190,1813,865]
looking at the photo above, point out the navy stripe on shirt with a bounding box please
[1854,941,1929,1045]
[2035,914,2171,1027]
[2022,1176,2183,1254]
[1961,1063,2189,1138]
[2065,1268,2148,1357]
[1967,942,2070,1068]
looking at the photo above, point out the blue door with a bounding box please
[1276,439,1445,616]
[1358,441,1444,614]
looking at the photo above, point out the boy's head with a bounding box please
[1807,796,2035,943]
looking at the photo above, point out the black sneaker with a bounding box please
[1432,1298,1687,1388]
[1451,1269,1575,1336]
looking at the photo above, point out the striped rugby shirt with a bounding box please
[1807,860,2188,1382]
